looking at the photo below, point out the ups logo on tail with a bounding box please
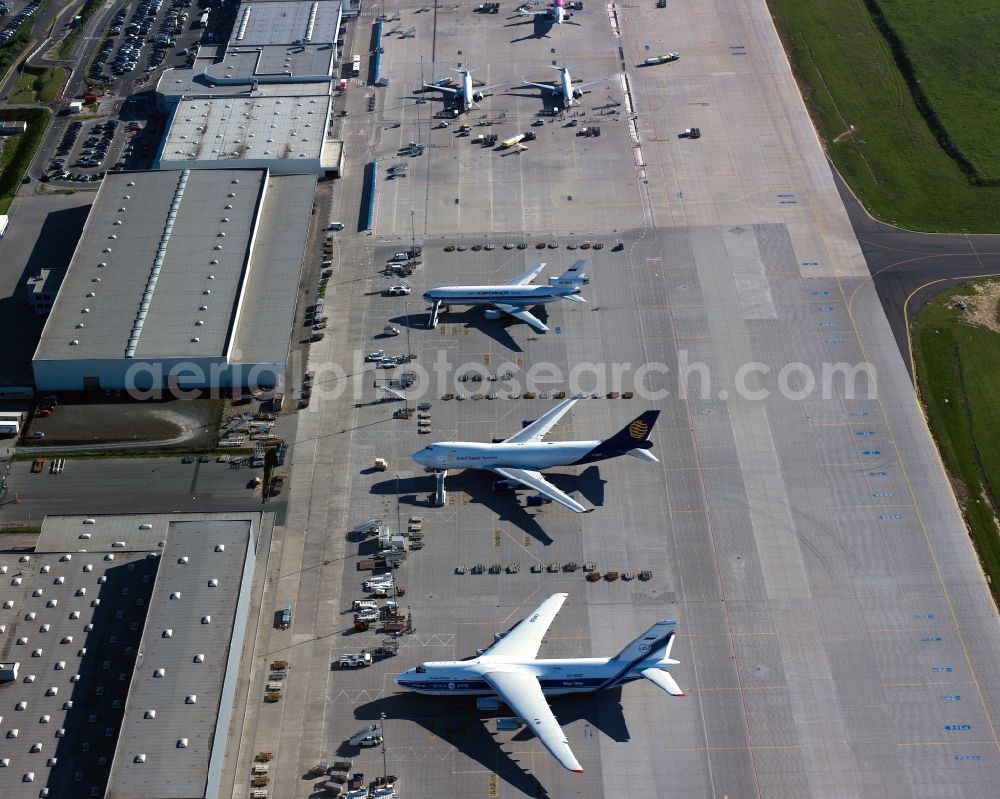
[628,420,649,439]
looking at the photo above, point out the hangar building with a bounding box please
[32,168,314,393]
[0,512,264,799]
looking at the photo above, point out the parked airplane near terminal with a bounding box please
[528,0,581,25]
[396,592,683,771]
[522,64,606,110]
[412,396,660,512]
[422,260,587,332]
[423,67,505,113]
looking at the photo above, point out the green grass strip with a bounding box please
[767,0,1000,232]
[912,282,1000,603]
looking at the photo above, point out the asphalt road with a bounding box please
[834,173,1000,374]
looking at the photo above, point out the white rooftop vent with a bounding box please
[178,556,189,564]
[30,743,42,753]
[40,623,50,631]
[6,729,18,738]
[26,611,35,620]
[55,661,66,669]
[12,577,22,585]
[62,701,72,710]
[177,738,188,748]
[54,576,64,584]
[16,701,27,710]
[41,565,50,573]
[193,654,205,663]
[199,305,208,311]
[191,337,200,343]
[45,687,57,696]
[83,563,92,571]
[170,591,182,599]
[76,587,87,595]
[56,729,65,738]
[61,636,72,643]
[154,668,165,678]
[139,523,152,530]
[70,674,80,682]
[185,695,197,704]
[32,589,42,596]
[0,758,7,767]
[2,601,11,609]
[23,771,34,782]
[46,758,57,766]
[82,518,95,525]
[69,612,79,620]
[17,636,28,644]
[112,541,125,548]
[46,600,57,608]
[104,554,114,561]
[134,754,146,764]
[144,709,156,719]
[162,629,173,638]
[79,534,91,541]
[127,181,135,186]
[215,544,225,552]
[31,649,42,657]
[40,714,51,723]
[23,674,34,683]
[201,616,211,624]
[61,554,72,561]
[208,579,218,587]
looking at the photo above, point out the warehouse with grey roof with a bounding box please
[32,168,315,392]
[0,513,262,799]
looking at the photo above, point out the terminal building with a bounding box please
[32,168,314,393]
[0,513,264,799]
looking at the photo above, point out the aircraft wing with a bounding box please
[502,396,580,443]
[482,669,584,772]
[486,592,569,658]
[491,303,548,332]
[425,83,459,95]
[505,262,547,285]
[522,80,557,93]
[478,81,507,93]
[573,78,607,92]
[488,467,590,513]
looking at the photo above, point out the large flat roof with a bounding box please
[156,44,335,100]
[33,169,314,367]
[233,0,343,46]
[159,95,331,165]
[104,516,258,799]
[0,513,260,799]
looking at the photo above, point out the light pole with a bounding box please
[380,711,388,783]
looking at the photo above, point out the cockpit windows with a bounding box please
[415,665,427,673]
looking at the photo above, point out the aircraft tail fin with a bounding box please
[547,259,587,286]
[581,410,660,462]
[613,620,677,663]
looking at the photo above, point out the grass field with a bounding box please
[9,65,64,105]
[912,282,1000,603]
[767,0,1000,232]
[877,0,1000,183]
[0,26,31,82]
[0,108,50,214]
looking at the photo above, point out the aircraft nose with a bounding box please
[412,449,428,464]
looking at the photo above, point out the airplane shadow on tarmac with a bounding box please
[506,15,556,41]
[346,689,629,796]
[372,466,606,546]
[389,306,551,353]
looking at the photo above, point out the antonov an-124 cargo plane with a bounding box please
[396,592,683,772]
[412,396,660,512]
